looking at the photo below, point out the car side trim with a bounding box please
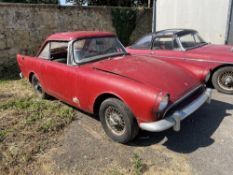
[139,88,212,132]
[154,55,233,64]
[133,53,233,65]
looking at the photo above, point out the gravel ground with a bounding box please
[39,90,233,175]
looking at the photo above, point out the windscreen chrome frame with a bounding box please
[69,36,128,66]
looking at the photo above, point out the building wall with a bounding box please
[0,3,152,76]
[157,0,230,44]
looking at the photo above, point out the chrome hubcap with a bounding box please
[218,71,233,91]
[105,106,126,135]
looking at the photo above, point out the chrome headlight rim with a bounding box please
[205,71,211,83]
[158,94,170,112]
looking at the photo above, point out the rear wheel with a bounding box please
[99,98,139,143]
[212,66,233,94]
[31,75,50,99]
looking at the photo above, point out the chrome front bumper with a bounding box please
[139,88,212,132]
[19,72,24,79]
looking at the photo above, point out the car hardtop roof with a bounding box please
[155,29,197,37]
[46,31,116,41]
[143,29,198,38]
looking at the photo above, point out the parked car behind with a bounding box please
[127,29,233,94]
[17,31,211,143]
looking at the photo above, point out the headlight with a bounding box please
[205,71,211,83]
[158,94,169,112]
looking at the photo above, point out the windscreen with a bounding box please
[73,37,127,63]
[179,32,207,50]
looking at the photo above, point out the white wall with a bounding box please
[157,0,231,44]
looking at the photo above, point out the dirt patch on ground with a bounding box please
[34,113,192,175]
[0,79,192,175]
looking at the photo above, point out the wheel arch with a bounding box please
[208,64,233,86]
[29,72,35,83]
[93,93,123,116]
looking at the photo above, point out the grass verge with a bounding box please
[0,79,77,175]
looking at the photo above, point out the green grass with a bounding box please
[0,87,77,174]
[0,128,15,142]
[132,153,143,175]
[0,79,14,85]
[0,130,8,141]
[0,93,77,133]
[0,98,32,110]
[39,118,56,133]
[108,169,124,175]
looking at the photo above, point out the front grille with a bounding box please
[162,85,206,118]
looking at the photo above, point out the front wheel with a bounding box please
[212,66,233,94]
[99,98,139,143]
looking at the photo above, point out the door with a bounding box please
[38,41,80,103]
[42,61,79,103]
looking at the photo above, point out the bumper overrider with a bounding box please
[139,88,212,132]
[19,72,24,79]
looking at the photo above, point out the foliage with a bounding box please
[0,0,151,7]
[0,80,77,174]
[0,0,57,3]
[90,0,149,7]
[0,97,76,130]
[111,8,137,45]
[132,153,143,175]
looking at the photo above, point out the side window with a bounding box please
[39,43,50,59]
[50,42,68,64]
[152,37,179,50]
[131,35,152,49]
[38,42,68,64]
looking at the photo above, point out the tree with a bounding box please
[0,0,149,6]
[89,0,149,7]
[0,0,57,3]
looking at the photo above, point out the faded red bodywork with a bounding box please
[127,44,233,83]
[16,31,205,124]
[127,44,233,69]
[126,47,213,81]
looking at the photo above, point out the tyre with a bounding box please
[212,66,233,94]
[99,98,139,143]
[31,75,50,99]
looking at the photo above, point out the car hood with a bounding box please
[91,55,201,101]
[187,44,233,62]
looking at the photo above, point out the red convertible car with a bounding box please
[17,31,211,143]
[127,29,233,94]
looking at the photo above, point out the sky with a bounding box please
[58,0,88,6]
[58,0,74,5]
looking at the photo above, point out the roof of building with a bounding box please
[46,31,116,41]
